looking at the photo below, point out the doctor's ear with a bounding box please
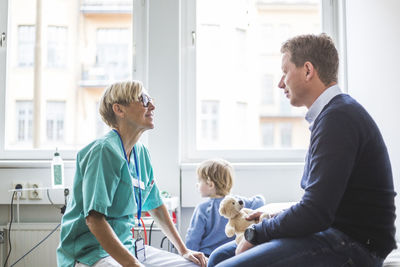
[112,103,125,118]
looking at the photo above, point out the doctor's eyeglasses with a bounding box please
[139,93,153,107]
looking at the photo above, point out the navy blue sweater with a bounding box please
[254,94,396,258]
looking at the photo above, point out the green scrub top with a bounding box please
[57,130,163,267]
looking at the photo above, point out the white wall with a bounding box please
[147,0,181,197]
[345,0,400,235]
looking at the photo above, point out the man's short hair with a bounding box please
[281,33,339,86]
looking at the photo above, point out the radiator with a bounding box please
[1,223,60,267]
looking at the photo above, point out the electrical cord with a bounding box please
[3,191,16,267]
[61,188,70,215]
[9,223,61,267]
[46,189,63,210]
[160,236,168,249]
[4,187,67,267]
[149,220,155,246]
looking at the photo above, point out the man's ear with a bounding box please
[304,61,315,81]
[112,103,125,119]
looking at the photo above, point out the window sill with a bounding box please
[0,160,75,169]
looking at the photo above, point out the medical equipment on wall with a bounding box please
[51,148,64,188]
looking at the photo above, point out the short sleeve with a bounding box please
[139,145,163,211]
[81,144,121,217]
[142,181,163,211]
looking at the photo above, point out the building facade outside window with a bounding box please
[182,0,331,161]
[2,0,132,156]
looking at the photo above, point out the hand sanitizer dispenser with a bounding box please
[51,148,64,188]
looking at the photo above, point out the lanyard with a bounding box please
[113,129,143,226]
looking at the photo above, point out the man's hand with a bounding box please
[245,210,264,221]
[235,239,255,255]
[182,249,208,267]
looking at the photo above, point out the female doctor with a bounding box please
[57,81,207,267]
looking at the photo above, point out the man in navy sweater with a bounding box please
[208,34,396,267]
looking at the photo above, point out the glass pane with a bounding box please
[196,0,320,150]
[5,0,132,150]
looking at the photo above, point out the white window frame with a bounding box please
[180,0,347,163]
[0,0,148,160]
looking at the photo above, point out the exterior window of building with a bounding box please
[16,101,33,142]
[96,28,130,81]
[261,122,274,148]
[47,26,68,68]
[46,101,65,142]
[261,74,274,105]
[200,100,220,145]
[280,122,293,148]
[18,25,35,67]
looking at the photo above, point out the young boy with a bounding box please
[185,159,265,257]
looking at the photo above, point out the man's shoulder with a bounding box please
[320,94,367,122]
[327,94,358,110]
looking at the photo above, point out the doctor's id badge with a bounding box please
[135,237,146,262]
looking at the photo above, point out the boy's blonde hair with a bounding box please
[197,159,234,196]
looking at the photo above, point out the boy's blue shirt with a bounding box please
[185,195,265,255]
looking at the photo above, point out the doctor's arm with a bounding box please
[149,204,207,267]
[86,210,144,267]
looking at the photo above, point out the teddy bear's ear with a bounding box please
[219,206,226,216]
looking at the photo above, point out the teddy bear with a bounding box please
[219,195,270,244]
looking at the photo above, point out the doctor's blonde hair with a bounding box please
[197,159,234,196]
[99,80,146,128]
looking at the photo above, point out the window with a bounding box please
[1,0,133,159]
[181,0,337,162]
[280,123,293,148]
[18,25,35,67]
[96,28,130,81]
[261,123,274,148]
[16,101,33,143]
[46,101,65,142]
[47,26,67,68]
[199,100,220,146]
